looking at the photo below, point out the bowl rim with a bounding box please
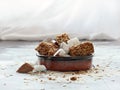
[36,53,93,61]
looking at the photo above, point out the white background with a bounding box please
[0,0,120,40]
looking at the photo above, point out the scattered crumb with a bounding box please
[70,76,77,81]
[74,71,80,74]
[24,81,29,83]
[9,74,13,76]
[66,81,72,84]
[48,77,56,80]
[72,72,75,75]
[96,64,100,67]
[24,78,30,80]
[35,78,38,81]
[66,78,69,81]
[48,77,52,80]
[14,62,119,83]
[40,80,43,82]
[95,71,99,73]
[49,74,51,76]
[62,75,66,78]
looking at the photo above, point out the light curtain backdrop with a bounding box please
[0,0,120,40]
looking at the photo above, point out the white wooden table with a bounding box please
[0,41,120,90]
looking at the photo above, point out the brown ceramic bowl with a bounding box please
[37,54,93,71]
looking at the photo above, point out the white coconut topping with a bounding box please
[67,37,80,48]
[58,49,68,56]
[60,42,69,53]
[33,65,46,72]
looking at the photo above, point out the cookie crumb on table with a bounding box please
[70,76,77,81]
[48,77,56,80]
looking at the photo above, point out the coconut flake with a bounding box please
[60,42,69,53]
[33,65,46,72]
[53,49,68,56]
[67,37,80,48]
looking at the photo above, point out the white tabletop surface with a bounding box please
[0,41,120,90]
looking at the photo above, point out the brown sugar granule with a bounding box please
[69,41,94,56]
[17,63,34,73]
[35,42,58,56]
[70,76,77,81]
[56,33,70,44]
